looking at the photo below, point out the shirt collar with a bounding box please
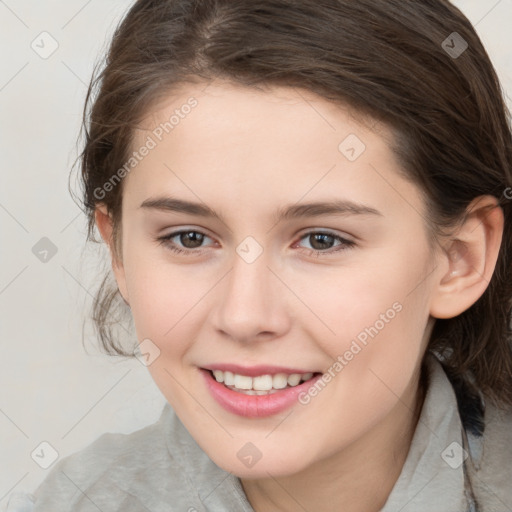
[380,353,470,511]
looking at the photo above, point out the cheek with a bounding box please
[122,247,204,358]
[302,243,431,354]
[303,240,432,407]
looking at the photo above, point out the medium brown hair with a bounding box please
[75,0,512,407]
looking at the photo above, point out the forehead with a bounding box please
[138,79,392,150]
[123,80,423,223]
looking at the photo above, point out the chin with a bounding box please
[209,446,312,479]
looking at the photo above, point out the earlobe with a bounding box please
[429,196,504,319]
[94,204,130,307]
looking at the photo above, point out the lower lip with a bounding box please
[201,369,322,418]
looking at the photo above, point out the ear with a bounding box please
[429,195,504,319]
[94,204,130,307]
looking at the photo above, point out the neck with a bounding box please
[241,363,427,512]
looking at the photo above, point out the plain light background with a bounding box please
[1,0,511,503]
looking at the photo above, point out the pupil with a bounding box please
[311,233,333,250]
[182,231,203,248]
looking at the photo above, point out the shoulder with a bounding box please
[11,405,201,512]
[2,428,138,512]
[468,399,512,511]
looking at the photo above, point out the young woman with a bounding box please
[6,1,511,511]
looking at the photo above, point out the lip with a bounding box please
[201,368,322,418]
[204,363,317,377]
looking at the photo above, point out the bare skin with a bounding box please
[95,80,503,512]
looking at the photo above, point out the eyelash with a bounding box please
[156,229,356,257]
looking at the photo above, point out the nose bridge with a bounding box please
[213,241,287,341]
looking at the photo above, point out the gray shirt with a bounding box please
[4,354,512,511]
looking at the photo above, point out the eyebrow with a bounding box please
[139,196,383,223]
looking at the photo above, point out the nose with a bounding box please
[212,248,291,344]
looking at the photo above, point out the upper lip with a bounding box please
[202,364,318,377]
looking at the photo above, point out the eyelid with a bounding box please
[294,227,355,242]
[293,230,356,253]
[157,226,357,257]
[162,227,215,242]
[159,226,216,242]
[158,227,354,244]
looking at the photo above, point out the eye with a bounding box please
[295,231,356,256]
[156,229,214,255]
[156,229,356,257]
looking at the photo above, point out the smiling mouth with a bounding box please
[206,369,321,395]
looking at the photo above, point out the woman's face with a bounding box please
[109,80,444,477]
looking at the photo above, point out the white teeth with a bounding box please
[272,373,288,389]
[287,373,301,386]
[240,389,272,396]
[223,371,235,386]
[233,374,252,390]
[253,374,273,391]
[210,369,315,392]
